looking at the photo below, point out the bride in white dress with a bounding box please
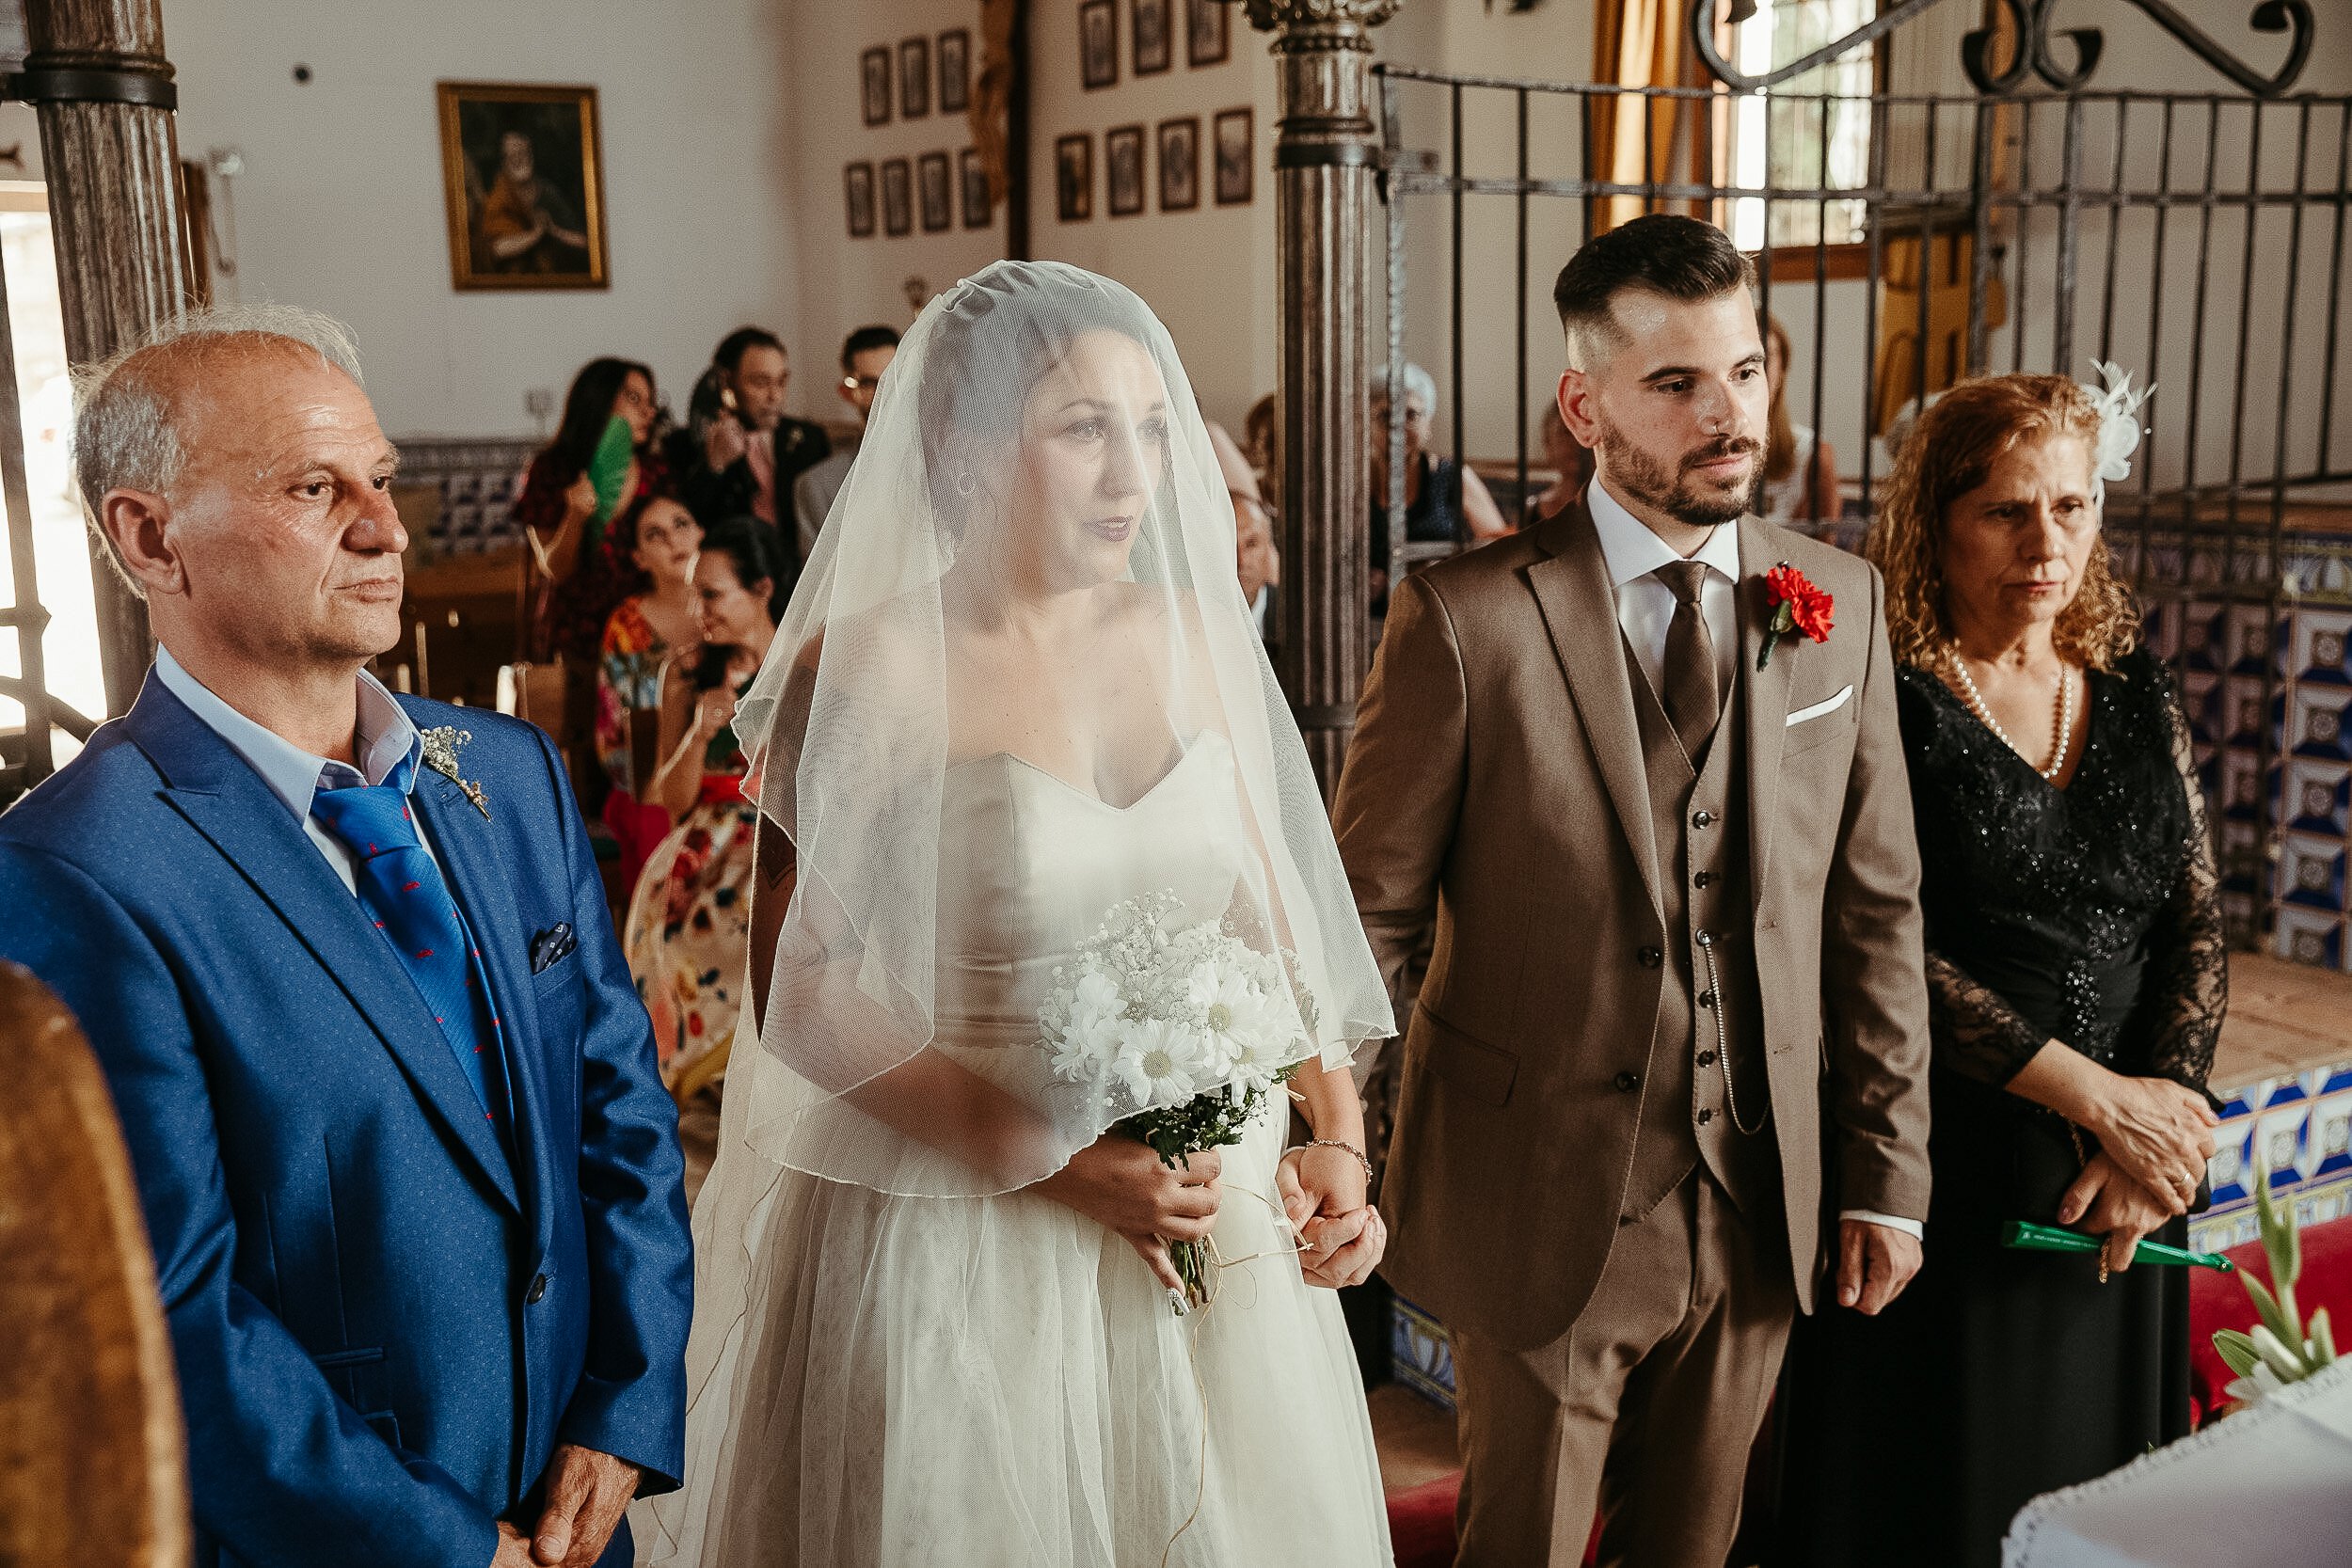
[638,261,1398,1566]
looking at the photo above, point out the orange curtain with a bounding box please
[1590,0,1712,234]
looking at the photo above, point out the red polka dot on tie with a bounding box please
[373,921,385,930]
[417,948,435,958]
[401,881,422,893]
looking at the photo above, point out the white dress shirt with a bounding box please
[153,645,434,897]
[1582,483,1923,1244]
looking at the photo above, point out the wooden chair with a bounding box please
[0,962,190,1566]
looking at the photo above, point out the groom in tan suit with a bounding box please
[1336,214,1933,1567]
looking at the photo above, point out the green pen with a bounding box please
[2002,1220,2235,1272]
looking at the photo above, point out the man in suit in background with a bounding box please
[0,307,692,1567]
[679,325,831,543]
[792,323,901,562]
[1335,214,1932,1567]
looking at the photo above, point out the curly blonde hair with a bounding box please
[1866,372,2139,672]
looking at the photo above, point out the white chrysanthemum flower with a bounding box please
[1112,1017,1205,1109]
[1187,958,1290,1082]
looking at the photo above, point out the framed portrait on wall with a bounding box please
[899,37,931,119]
[1132,0,1171,75]
[437,82,608,291]
[938,28,972,115]
[918,150,952,232]
[882,156,913,236]
[845,161,877,237]
[1156,116,1200,213]
[861,47,892,126]
[1185,0,1230,68]
[1105,124,1145,217]
[1079,0,1118,91]
[1213,106,1252,206]
[1056,133,1093,222]
[959,147,992,229]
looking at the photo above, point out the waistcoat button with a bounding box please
[1614,1070,1641,1093]
[1692,810,1715,829]
[526,1273,548,1305]
[1696,1109,1715,1126]
[1693,871,1716,888]
[1637,946,1662,968]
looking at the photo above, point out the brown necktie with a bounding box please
[1656,560,1720,766]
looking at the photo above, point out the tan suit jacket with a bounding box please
[1335,503,1931,1348]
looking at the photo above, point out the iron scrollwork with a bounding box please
[1688,0,2313,99]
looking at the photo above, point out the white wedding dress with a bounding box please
[639,732,1393,1567]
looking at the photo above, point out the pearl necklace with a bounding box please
[1947,647,2074,783]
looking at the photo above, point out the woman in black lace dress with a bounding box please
[1772,374,2226,1568]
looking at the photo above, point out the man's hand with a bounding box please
[491,1523,536,1568]
[1836,1218,1922,1314]
[704,414,748,473]
[531,1444,641,1567]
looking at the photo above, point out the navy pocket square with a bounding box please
[529,923,578,974]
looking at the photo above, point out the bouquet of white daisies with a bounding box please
[1039,890,1317,1309]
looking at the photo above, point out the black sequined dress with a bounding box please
[1772,646,2225,1568]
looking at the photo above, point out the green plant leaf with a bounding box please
[2251,1323,2311,1383]
[2241,1270,2298,1349]
[2213,1329,2262,1378]
[2310,1307,2337,1367]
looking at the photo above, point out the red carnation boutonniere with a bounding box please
[1758,562,1833,670]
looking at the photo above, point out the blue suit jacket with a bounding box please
[0,673,692,1568]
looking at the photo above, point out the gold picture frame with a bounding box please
[437,81,609,292]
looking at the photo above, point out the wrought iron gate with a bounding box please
[1372,2,2344,950]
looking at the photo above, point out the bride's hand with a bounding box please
[1035,1138,1221,1292]
[1279,1147,1383,1289]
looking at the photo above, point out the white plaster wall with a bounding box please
[164,0,801,440]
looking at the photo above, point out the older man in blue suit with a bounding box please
[0,307,692,1567]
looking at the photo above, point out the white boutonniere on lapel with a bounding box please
[420,725,490,820]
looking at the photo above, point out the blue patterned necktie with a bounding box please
[310,753,514,1151]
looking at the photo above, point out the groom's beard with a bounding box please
[1595,415,1761,530]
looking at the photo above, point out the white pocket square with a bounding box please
[1786,685,1854,727]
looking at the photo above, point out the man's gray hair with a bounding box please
[72,303,365,588]
[1369,360,1438,414]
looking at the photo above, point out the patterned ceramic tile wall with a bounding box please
[2191,1065,2352,1253]
[396,438,540,556]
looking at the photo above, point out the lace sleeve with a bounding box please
[1925,948,2051,1087]
[2139,669,2227,1100]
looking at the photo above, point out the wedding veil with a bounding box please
[723,260,1391,1202]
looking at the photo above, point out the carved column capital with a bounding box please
[1241,0,1400,43]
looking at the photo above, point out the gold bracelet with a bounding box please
[1304,1138,1373,1182]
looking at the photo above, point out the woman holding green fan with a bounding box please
[516,356,673,800]
[1772,373,2227,1568]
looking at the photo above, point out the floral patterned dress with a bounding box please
[595,598,692,892]
[620,680,757,1164]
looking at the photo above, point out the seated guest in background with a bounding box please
[1367,360,1508,616]
[1775,372,2225,1568]
[676,326,829,539]
[625,516,784,1201]
[1521,399,1596,528]
[793,323,901,560]
[1757,313,1842,530]
[0,306,691,1568]
[1211,419,1279,643]
[1245,388,1281,496]
[596,495,704,891]
[514,356,670,805]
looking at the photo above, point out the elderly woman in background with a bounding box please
[1756,314,1842,530]
[623,515,785,1199]
[596,494,704,890]
[1773,374,2225,1568]
[1520,400,1595,529]
[1367,360,1508,615]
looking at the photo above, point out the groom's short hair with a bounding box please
[1553,214,1754,371]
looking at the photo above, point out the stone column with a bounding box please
[1243,0,1396,799]
[16,0,190,716]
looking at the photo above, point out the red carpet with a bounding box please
[1379,1214,2352,1566]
